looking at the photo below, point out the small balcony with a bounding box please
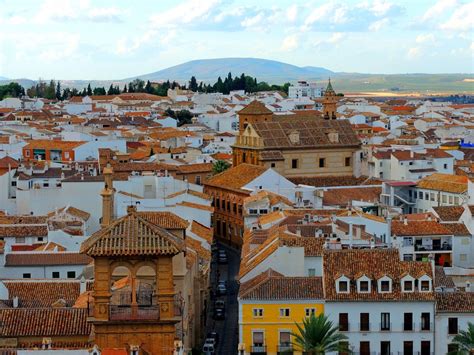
[251,345,267,354]
[109,304,160,321]
[277,344,293,354]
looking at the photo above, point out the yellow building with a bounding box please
[238,269,324,355]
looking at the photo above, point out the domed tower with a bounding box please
[322,79,338,120]
[237,100,273,134]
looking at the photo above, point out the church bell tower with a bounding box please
[322,78,338,120]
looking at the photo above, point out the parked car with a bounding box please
[217,282,227,295]
[213,307,225,320]
[207,332,219,345]
[205,338,216,346]
[218,254,228,264]
[202,343,215,354]
[214,299,225,311]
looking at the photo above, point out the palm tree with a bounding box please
[212,160,230,175]
[292,313,350,355]
[449,322,474,354]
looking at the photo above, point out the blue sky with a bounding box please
[0,0,472,80]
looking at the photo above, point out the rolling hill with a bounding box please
[130,58,334,83]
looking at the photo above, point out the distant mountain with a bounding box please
[129,58,334,83]
[0,76,8,80]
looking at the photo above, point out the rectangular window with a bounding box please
[52,271,60,278]
[421,341,430,355]
[339,341,349,355]
[448,318,458,334]
[227,201,230,211]
[404,313,413,331]
[339,313,349,331]
[305,308,316,317]
[381,341,391,355]
[380,280,390,292]
[216,198,220,209]
[279,331,291,347]
[291,159,298,169]
[15,237,25,244]
[381,313,390,331]
[308,268,316,277]
[359,280,369,292]
[360,341,370,355]
[345,157,351,167]
[253,308,263,317]
[233,203,237,213]
[23,273,31,279]
[271,163,276,168]
[195,175,201,185]
[403,341,413,355]
[448,344,458,354]
[339,281,348,292]
[360,313,370,331]
[421,312,430,331]
[444,163,448,169]
[252,331,264,346]
[259,209,268,214]
[319,158,325,168]
[67,271,76,279]
[279,308,290,317]
[404,280,413,291]
[421,280,430,291]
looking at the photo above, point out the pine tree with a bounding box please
[55,81,62,101]
[86,83,92,96]
[145,80,153,94]
[189,76,198,92]
[107,84,114,95]
[122,84,128,93]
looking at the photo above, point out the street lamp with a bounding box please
[174,340,183,355]
[238,342,246,355]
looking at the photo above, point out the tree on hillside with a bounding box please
[86,83,93,96]
[292,313,350,354]
[189,76,198,92]
[0,82,25,100]
[55,81,62,101]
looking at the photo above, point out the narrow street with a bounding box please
[205,242,241,355]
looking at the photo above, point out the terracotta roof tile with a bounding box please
[323,249,434,301]
[204,163,267,192]
[80,212,185,257]
[0,308,91,337]
[5,253,92,266]
[190,220,213,244]
[391,220,452,236]
[239,272,323,300]
[238,100,272,115]
[436,292,474,312]
[432,206,465,222]
[417,173,468,194]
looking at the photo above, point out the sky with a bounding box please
[0,0,473,80]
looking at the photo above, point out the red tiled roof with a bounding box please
[391,220,452,236]
[0,308,91,337]
[436,292,474,312]
[323,248,434,301]
[5,253,92,266]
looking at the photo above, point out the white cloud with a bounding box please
[369,18,389,31]
[440,2,474,32]
[287,5,298,22]
[416,33,435,44]
[149,0,221,28]
[34,0,124,24]
[313,32,345,48]
[407,47,422,59]
[281,34,299,51]
[420,0,457,22]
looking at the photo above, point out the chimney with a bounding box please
[100,166,114,228]
[80,276,86,294]
[386,216,392,247]
[427,214,432,221]
[410,150,414,158]
[296,227,301,236]
[13,296,19,308]
[403,217,408,225]
[127,204,137,214]
[348,222,353,248]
